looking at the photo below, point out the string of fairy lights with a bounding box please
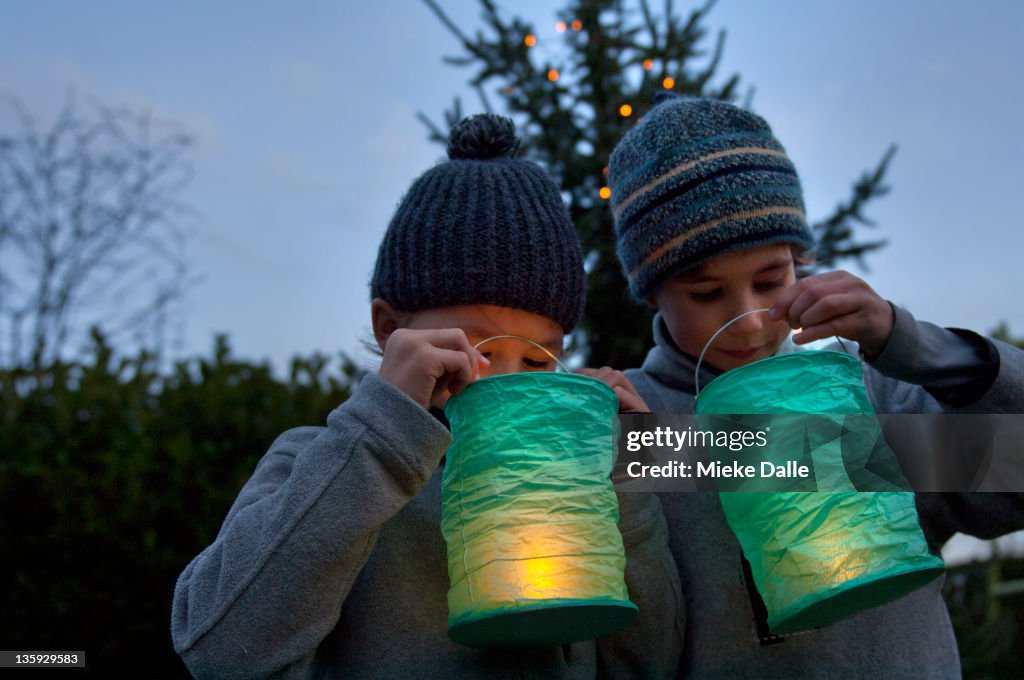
[519,17,678,201]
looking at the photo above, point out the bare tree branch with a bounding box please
[0,93,194,369]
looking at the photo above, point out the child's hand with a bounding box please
[768,270,895,358]
[378,328,490,409]
[575,367,650,413]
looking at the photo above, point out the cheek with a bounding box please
[767,319,791,343]
[663,311,715,357]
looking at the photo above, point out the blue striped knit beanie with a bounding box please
[371,114,585,332]
[608,94,815,301]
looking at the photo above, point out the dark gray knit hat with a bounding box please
[608,94,815,301]
[371,114,585,332]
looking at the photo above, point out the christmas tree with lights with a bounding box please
[422,0,892,366]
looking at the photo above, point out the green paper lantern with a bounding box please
[442,372,638,648]
[695,349,945,635]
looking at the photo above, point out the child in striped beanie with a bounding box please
[606,93,1023,677]
[609,93,895,373]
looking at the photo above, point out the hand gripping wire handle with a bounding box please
[473,335,569,373]
[694,308,851,396]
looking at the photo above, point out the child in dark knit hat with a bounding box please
[607,93,1024,676]
[172,114,681,678]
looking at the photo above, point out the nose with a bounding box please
[729,307,767,334]
[480,354,519,377]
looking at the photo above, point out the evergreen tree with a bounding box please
[421,0,893,367]
[991,322,1024,350]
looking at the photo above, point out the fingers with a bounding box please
[771,271,853,328]
[428,347,481,397]
[576,367,650,413]
[378,328,490,408]
[769,271,893,353]
[790,292,862,344]
[390,328,488,377]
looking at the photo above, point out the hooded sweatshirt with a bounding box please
[625,304,1024,678]
[172,373,684,679]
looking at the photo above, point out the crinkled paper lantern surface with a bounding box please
[442,372,637,647]
[696,350,945,635]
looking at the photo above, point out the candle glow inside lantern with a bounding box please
[441,371,638,648]
[695,348,946,635]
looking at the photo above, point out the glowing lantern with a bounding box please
[524,34,537,47]
[662,77,675,89]
[442,371,638,647]
[694,309,945,635]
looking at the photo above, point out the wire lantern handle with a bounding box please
[473,335,569,373]
[694,308,852,396]
[694,308,771,396]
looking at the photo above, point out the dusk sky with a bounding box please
[3,0,1022,373]
[3,1,1023,560]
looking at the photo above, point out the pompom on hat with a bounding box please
[371,114,585,333]
[608,93,815,301]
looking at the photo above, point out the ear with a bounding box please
[371,298,402,352]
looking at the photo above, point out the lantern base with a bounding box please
[448,600,638,648]
[768,561,946,635]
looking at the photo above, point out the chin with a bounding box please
[716,354,762,372]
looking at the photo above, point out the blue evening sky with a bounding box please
[3,0,1022,372]
[3,1,1023,562]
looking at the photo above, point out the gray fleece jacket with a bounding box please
[625,304,1024,678]
[172,373,683,679]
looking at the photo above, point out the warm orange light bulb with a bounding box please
[547,69,560,82]
[619,104,633,117]
[642,59,653,71]
[662,76,675,89]
[571,19,583,31]
[599,187,611,200]
[555,21,567,33]
[524,34,537,47]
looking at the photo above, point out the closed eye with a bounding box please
[480,352,555,370]
[754,278,785,292]
[690,288,722,302]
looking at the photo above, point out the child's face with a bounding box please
[649,243,796,373]
[404,303,564,379]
